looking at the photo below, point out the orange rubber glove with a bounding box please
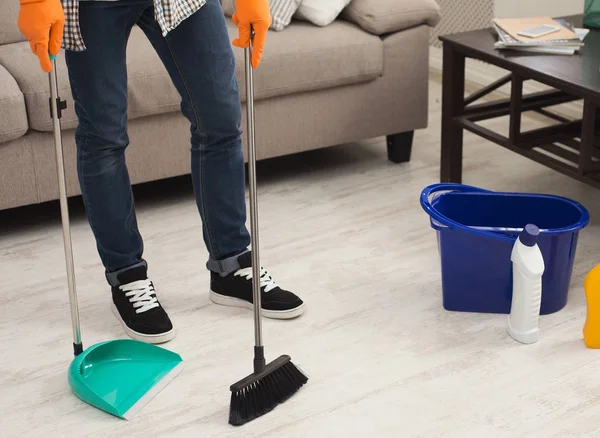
[231,0,271,68]
[17,0,65,72]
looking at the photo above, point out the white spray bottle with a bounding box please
[507,224,545,344]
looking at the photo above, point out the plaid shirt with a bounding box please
[60,0,207,51]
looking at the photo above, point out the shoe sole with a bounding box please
[111,304,176,344]
[209,290,305,320]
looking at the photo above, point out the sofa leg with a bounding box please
[386,131,414,163]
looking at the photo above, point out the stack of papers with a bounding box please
[492,17,589,55]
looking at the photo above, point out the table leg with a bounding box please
[441,44,465,183]
[509,74,523,145]
[580,99,598,175]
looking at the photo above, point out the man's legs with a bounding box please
[65,0,175,342]
[66,0,146,279]
[138,0,249,276]
[138,0,304,319]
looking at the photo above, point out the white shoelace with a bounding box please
[235,267,278,292]
[119,279,159,313]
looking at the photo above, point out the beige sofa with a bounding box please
[0,0,440,211]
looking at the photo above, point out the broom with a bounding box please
[228,38,308,427]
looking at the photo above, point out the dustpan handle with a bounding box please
[49,56,83,356]
[244,41,263,351]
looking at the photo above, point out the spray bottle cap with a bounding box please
[519,224,540,247]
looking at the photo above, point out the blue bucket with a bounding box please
[420,183,590,315]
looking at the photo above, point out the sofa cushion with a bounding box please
[342,0,441,35]
[0,0,25,45]
[0,64,28,144]
[229,20,383,101]
[0,19,382,132]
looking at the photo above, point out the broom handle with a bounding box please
[49,57,83,356]
[244,40,264,354]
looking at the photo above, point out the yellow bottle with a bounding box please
[583,264,600,348]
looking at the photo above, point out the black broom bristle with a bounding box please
[229,357,308,426]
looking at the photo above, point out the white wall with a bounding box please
[494,0,583,18]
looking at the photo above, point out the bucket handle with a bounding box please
[420,183,491,231]
[421,183,590,238]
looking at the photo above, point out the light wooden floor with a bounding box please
[2,76,600,437]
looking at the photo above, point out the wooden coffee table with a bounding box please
[438,15,600,189]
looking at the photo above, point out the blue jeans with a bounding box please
[65,0,250,285]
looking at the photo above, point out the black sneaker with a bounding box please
[209,252,305,319]
[111,265,175,343]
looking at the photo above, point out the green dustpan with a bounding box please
[68,340,183,419]
[48,56,183,420]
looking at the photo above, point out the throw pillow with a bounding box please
[221,0,302,31]
[294,0,352,27]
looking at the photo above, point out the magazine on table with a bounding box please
[491,17,589,55]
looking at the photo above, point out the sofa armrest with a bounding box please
[342,0,441,36]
